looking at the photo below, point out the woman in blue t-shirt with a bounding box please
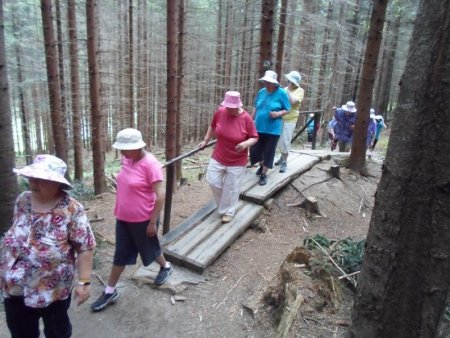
[250,70,291,186]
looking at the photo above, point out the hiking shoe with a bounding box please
[154,264,174,285]
[255,166,263,176]
[279,161,287,173]
[221,215,232,223]
[258,174,267,186]
[91,290,119,312]
[274,157,283,166]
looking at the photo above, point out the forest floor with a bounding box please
[0,137,388,338]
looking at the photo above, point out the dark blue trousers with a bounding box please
[4,295,72,338]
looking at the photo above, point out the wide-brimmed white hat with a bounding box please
[259,70,279,85]
[14,154,72,190]
[221,91,243,108]
[284,71,302,87]
[341,101,357,113]
[113,128,146,150]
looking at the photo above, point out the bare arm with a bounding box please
[198,126,215,149]
[146,181,165,237]
[235,137,258,153]
[74,249,94,305]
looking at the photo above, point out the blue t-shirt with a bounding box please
[375,120,384,139]
[253,87,291,136]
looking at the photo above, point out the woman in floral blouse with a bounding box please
[0,154,96,338]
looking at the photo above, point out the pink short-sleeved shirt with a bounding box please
[114,152,164,222]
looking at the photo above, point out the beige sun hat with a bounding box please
[112,128,146,150]
[14,154,72,190]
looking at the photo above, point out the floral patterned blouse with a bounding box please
[0,191,96,308]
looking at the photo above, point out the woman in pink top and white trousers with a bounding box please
[199,91,258,223]
[91,128,173,312]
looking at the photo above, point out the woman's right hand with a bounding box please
[198,141,207,149]
[147,223,157,237]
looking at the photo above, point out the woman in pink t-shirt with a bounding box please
[91,128,173,312]
[199,91,258,223]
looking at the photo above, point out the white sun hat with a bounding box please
[14,154,72,190]
[341,101,357,113]
[259,70,279,85]
[284,71,302,87]
[112,128,146,150]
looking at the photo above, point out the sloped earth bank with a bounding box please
[0,154,383,338]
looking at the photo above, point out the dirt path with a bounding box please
[0,152,384,338]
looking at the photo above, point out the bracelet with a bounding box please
[78,281,91,286]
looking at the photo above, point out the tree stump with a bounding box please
[329,164,340,179]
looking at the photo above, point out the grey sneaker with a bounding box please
[255,166,263,176]
[91,290,119,312]
[258,174,267,186]
[279,161,287,173]
[154,264,174,285]
[274,157,283,166]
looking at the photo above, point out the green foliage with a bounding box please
[69,181,95,202]
[304,234,365,275]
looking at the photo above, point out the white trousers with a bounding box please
[278,121,296,154]
[206,158,246,217]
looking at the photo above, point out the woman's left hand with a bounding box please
[269,111,283,119]
[74,284,91,306]
[235,142,248,152]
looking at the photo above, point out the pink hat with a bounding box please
[221,91,243,108]
[14,154,72,190]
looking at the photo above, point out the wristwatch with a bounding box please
[78,281,91,286]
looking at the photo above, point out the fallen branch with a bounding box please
[214,273,247,309]
[92,272,107,287]
[310,238,357,288]
[338,270,360,280]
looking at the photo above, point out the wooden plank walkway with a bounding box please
[162,151,330,273]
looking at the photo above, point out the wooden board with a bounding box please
[241,154,320,204]
[161,200,216,246]
[163,200,263,273]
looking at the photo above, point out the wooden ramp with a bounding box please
[162,151,330,273]
[241,152,325,204]
[163,200,263,273]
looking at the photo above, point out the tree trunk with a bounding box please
[274,0,287,77]
[175,0,185,181]
[164,0,178,234]
[342,0,361,102]
[377,14,400,115]
[348,0,388,172]
[86,0,106,194]
[128,0,134,127]
[12,14,33,164]
[223,0,233,89]
[40,0,68,166]
[67,0,83,181]
[55,0,68,148]
[258,0,276,92]
[297,1,318,111]
[316,0,333,112]
[350,1,450,337]
[0,0,18,233]
[214,0,223,105]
